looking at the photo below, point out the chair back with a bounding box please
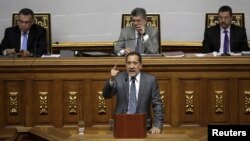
[205,13,245,28]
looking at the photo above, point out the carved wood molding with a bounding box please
[185,91,194,113]
[98,91,106,115]
[39,92,48,114]
[244,91,250,114]
[69,91,77,114]
[9,92,18,115]
[215,91,224,113]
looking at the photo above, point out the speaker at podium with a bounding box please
[114,113,147,138]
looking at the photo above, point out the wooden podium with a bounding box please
[114,113,147,138]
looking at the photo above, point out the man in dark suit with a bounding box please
[102,52,164,134]
[0,8,47,57]
[114,8,159,56]
[202,5,249,54]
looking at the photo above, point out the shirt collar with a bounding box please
[220,25,230,33]
[129,73,141,82]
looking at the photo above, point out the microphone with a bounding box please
[113,37,140,45]
[113,37,141,56]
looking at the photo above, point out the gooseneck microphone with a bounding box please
[113,37,141,56]
[113,37,141,46]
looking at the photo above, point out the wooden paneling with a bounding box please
[33,81,53,125]
[0,56,250,128]
[180,79,202,125]
[4,81,24,126]
[157,79,171,125]
[92,80,112,124]
[208,80,229,124]
[238,80,250,123]
[62,81,82,125]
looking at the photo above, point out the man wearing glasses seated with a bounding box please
[0,8,47,57]
[202,5,249,55]
[114,7,160,56]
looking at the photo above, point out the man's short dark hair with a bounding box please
[131,7,146,19]
[218,5,232,16]
[19,8,34,19]
[126,52,142,64]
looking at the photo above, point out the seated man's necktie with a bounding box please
[135,34,143,54]
[223,30,229,54]
[22,32,28,51]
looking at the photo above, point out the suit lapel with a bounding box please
[215,26,221,51]
[230,25,235,52]
[15,27,21,49]
[123,73,129,110]
[129,27,136,50]
[137,73,145,108]
[27,25,35,50]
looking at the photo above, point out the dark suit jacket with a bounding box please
[114,26,159,54]
[202,24,249,53]
[0,24,47,56]
[102,72,164,129]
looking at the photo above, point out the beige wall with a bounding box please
[0,0,249,43]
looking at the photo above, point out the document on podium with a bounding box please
[41,54,60,58]
[77,51,113,57]
[162,51,185,57]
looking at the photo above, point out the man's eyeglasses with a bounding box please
[18,19,33,24]
[218,16,231,21]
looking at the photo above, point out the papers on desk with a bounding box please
[162,51,185,57]
[41,54,60,58]
[194,53,207,57]
[242,51,250,56]
[141,54,162,57]
[77,51,113,57]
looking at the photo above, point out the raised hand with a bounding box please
[110,63,119,80]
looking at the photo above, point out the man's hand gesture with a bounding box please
[110,63,119,81]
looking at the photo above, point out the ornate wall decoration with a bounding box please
[98,91,106,114]
[9,92,18,114]
[206,13,244,28]
[185,91,194,113]
[69,91,77,114]
[122,14,160,29]
[39,92,48,114]
[244,91,250,113]
[215,91,224,113]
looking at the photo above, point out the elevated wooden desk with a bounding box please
[18,126,207,141]
[0,54,250,128]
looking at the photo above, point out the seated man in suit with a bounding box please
[114,8,160,56]
[102,52,164,134]
[202,5,249,54]
[0,8,47,57]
